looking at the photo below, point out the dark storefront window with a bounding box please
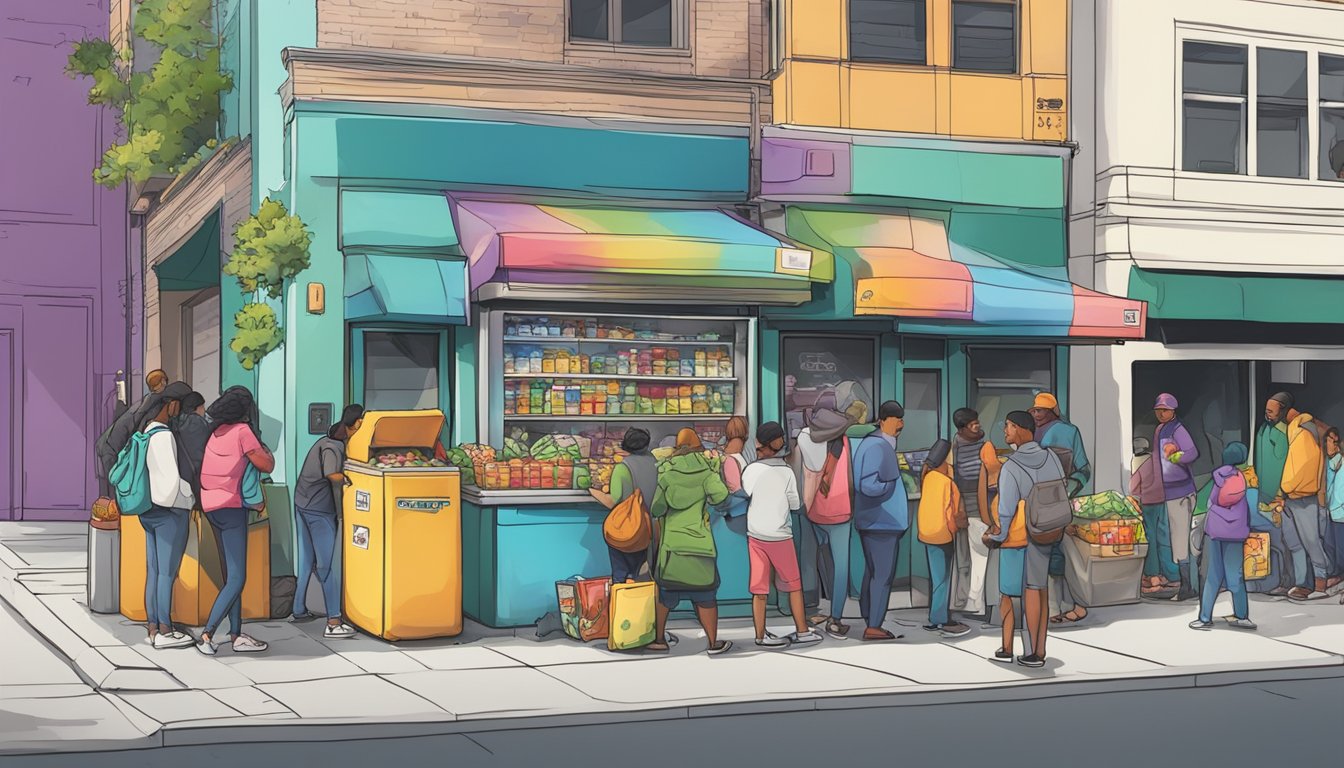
[1133,361,1249,487]
[903,369,941,451]
[363,331,442,411]
[781,335,878,439]
[1255,360,1344,435]
[966,346,1053,449]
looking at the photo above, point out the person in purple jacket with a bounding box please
[1153,393,1200,602]
[1191,443,1255,630]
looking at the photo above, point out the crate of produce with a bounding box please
[1063,533,1146,606]
[1072,490,1142,521]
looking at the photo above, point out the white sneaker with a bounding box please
[153,631,195,650]
[231,634,269,653]
[755,632,790,648]
[324,623,356,639]
[787,628,824,645]
[196,638,218,656]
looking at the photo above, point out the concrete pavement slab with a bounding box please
[384,667,599,718]
[260,675,448,720]
[0,693,154,754]
[954,632,1167,677]
[19,571,87,595]
[117,689,242,723]
[99,645,162,670]
[38,594,126,647]
[0,601,85,689]
[206,685,297,717]
[336,650,431,675]
[402,644,527,671]
[215,627,368,685]
[785,635,1028,685]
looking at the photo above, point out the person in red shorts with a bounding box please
[742,421,825,648]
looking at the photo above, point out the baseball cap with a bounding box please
[1154,393,1178,410]
[1032,393,1058,410]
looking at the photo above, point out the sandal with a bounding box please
[645,642,670,653]
[1049,614,1066,624]
[1060,609,1088,623]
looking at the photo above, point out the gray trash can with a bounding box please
[87,520,120,614]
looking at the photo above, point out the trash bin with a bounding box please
[87,518,121,614]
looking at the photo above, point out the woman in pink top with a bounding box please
[196,387,275,656]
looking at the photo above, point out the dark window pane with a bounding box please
[570,0,609,41]
[1258,48,1307,100]
[1134,361,1248,488]
[1258,103,1307,179]
[1320,107,1344,181]
[364,332,440,411]
[781,336,877,439]
[1182,100,1245,174]
[903,369,941,452]
[849,0,927,64]
[1321,54,1344,102]
[952,1,1016,74]
[966,346,1053,451]
[622,0,672,46]
[1183,41,1247,96]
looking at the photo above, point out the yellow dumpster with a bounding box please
[343,409,462,640]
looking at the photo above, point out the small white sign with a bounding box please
[351,524,369,550]
[778,248,812,273]
[1123,309,1140,327]
[354,489,371,512]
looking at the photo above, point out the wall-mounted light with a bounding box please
[307,282,325,314]
[130,195,153,215]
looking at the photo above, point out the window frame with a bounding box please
[847,0,930,67]
[349,325,453,439]
[566,0,689,50]
[778,332,882,439]
[901,367,943,453]
[950,0,1019,75]
[1177,29,1344,183]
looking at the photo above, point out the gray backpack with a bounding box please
[1014,453,1072,544]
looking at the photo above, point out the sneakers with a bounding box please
[862,627,900,642]
[787,628,824,645]
[755,632,790,648]
[196,637,217,656]
[940,622,972,638]
[152,631,195,650]
[231,634,269,653]
[1016,653,1046,668]
[706,640,733,656]
[1188,619,1214,630]
[290,611,318,623]
[824,620,851,640]
[666,631,679,647]
[989,648,1014,664]
[1226,618,1258,630]
[324,623,357,639]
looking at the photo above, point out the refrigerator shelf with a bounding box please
[503,336,732,347]
[503,373,734,382]
[503,414,734,421]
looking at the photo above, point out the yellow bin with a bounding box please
[343,409,462,640]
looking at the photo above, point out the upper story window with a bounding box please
[1321,54,1344,181]
[1257,48,1308,179]
[849,0,928,65]
[952,0,1017,74]
[569,0,686,48]
[1182,42,1248,174]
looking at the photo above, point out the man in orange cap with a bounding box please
[1030,392,1093,623]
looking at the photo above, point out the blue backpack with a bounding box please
[109,425,170,516]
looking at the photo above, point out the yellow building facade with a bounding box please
[773,0,1068,142]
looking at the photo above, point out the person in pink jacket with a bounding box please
[1191,443,1255,630]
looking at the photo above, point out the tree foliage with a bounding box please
[65,0,233,188]
[223,199,314,300]
[230,303,284,371]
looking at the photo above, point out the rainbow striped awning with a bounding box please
[450,198,828,305]
[790,209,1146,339]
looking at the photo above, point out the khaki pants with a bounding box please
[1166,494,1197,564]
[952,519,992,615]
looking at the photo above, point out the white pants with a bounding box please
[1166,494,1196,564]
[951,519,992,615]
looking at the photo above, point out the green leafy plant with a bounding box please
[223,199,313,299]
[230,303,284,371]
[65,0,233,188]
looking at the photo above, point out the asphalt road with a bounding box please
[10,674,1338,768]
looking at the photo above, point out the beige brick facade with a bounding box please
[317,0,766,79]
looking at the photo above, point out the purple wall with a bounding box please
[0,1,135,520]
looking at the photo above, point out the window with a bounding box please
[363,331,441,411]
[781,335,877,440]
[902,369,941,452]
[849,0,927,64]
[1182,42,1248,174]
[568,0,684,48]
[182,291,220,405]
[1134,361,1249,488]
[1255,361,1344,444]
[1320,55,1344,181]
[1258,48,1308,178]
[965,346,1054,450]
[952,1,1016,74]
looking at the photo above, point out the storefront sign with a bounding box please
[395,498,452,512]
[355,490,371,512]
[776,247,813,275]
[352,525,370,550]
[1123,309,1140,327]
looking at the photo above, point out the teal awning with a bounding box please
[1129,268,1344,324]
[345,253,468,324]
[153,209,221,291]
[341,190,460,252]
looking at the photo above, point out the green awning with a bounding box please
[1129,268,1344,324]
[345,253,468,324]
[153,209,221,291]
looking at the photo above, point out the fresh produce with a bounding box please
[1072,518,1147,546]
[373,448,448,469]
[503,437,527,460]
[1072,491,1141,520]
[530,434,582,462]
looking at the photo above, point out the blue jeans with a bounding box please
[204,508,249,637]
[813,520,853,620]
[294,506,342,619]
[140,506,189,628]
[1199,539,1249,623]
[1141,503,1178,582]
[858,530,903,630]
[925,541,955,627]
[608,546,647,584]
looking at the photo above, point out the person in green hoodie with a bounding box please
[1254,392,1294,595]
[647,428,733,656]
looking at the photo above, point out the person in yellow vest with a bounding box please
[1278,413,1332,601]
[919,439,971,637]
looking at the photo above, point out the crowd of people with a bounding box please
[96,372,367,655]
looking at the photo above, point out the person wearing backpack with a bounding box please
[590,427,659,583]
[1031,392,1093,624]
[796,407,857,639]
[133,385,196,649]
[1191,443,1256,631]
[851,401,909,642]
[986,411,1067,668]
[196,387,274,656]
[96,369,170,497]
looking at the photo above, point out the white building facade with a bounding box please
[1070,0,1344,492]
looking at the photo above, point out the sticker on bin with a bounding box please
[352,525,370,550]
[354,490,371,512]
[395,497,452,512]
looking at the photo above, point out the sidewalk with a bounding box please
[4,521,1344,755]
